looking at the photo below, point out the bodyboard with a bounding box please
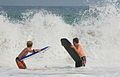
[20,46,49,60]
[61,38,82,67]
[16,46,49,69]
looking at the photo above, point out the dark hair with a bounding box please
[27,41,33,47]
[73,38,79,43]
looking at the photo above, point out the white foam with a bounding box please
[75,2,120,67]
[0,11,76,68]
[0,1,120,70]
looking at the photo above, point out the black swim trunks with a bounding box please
[16,57,20,62]
[81,56,86,66]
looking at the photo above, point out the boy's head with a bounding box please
[73,38,79,45]
[27,41,33,48]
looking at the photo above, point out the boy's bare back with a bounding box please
[18,47,33,60]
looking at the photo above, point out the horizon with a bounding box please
[0,0,104,6]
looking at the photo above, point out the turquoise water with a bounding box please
[0,6,89,24]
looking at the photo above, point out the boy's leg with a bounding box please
[81,56,86,66]
[15,57,27,69]
[20,61,27,69]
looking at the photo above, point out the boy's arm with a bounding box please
[71,45,81,57]
[71,45,78,53]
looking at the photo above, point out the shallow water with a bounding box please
[1,66,120,77]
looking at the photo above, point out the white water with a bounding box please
[1,2,120,77]
[0,12,76,68]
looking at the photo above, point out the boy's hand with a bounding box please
[33,49,39,52]
[71,45,74,48]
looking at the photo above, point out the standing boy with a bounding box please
[71,38,86,66]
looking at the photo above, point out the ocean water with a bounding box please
[0,6,89,24]
[1,1,120,77]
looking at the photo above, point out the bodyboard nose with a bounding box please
[61,38,71,47]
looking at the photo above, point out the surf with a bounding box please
[0,1,120,69]
[0,9,76,68]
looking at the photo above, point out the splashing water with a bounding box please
[0,1,120,69]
